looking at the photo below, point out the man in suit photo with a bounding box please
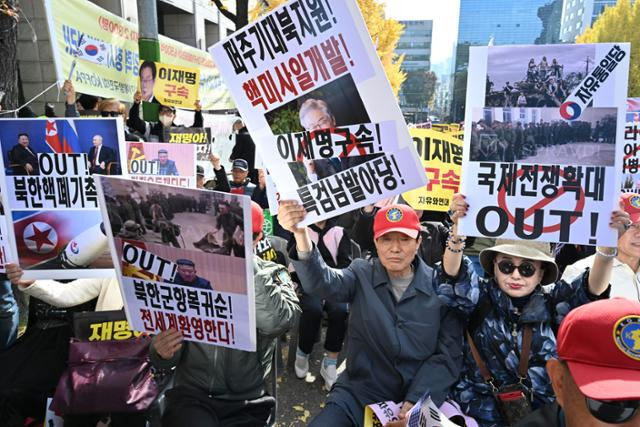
[8,133,38,175]
[88,134,116,175]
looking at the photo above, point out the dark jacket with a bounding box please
[88,145,116,174]
[127,102,203,142]
[439,269,609,427]
[514,402,562,426]
[290,246,466,426]
[150,256,299,400]
[8,144,39,175]
[230,130,257,183]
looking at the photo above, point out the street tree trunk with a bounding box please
[0,0,19,111]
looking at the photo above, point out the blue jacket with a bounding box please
[290,246,467,426]
[438,264,608,427]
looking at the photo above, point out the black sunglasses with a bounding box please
[101,111,120,117]
[586,397,639,424]
[496,259,537,278]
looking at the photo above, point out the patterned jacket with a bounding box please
[437,260,607,427]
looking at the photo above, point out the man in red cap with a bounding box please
[150,201,299,427]
[517,298,640,426]
[279,201,469,427]
[563,193,640,302]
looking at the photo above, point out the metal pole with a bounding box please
[137,0,160,119]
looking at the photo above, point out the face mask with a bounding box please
[159,115,173,127]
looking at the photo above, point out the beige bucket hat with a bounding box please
[479,239,559,285]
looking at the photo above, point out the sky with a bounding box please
[383,0,461,66]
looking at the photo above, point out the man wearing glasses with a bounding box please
[518,298,640,426]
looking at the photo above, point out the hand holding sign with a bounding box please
[6,263,35,288]
[152,328,183,360]
[448,193,469,225]
[63,80,75,106]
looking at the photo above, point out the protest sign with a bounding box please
[96,176,256,350]
[124,141,196,188]
[405,395,468,427]
[44,0,233,110]
[73,309,145,341]
[459,43,630,246]
[209,0,426,225]
[622,97,640,192]
[403,128,463,212]
[0,118,124,279]
[0,195,8,273]
[364,401,402,427]
[138,61,200,109]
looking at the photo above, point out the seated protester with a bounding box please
[440,193,627,427]
[1,266,145,427]
[200,153,231,193]
[127,90,202,142]
[515,298,640,427]
[562,193,640,302]
[229,159,256,197]
[278,201,467,426]
[63,80,144,142]
[288,218,352,391]
[150,202,299,427]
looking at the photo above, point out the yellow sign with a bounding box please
[403,128,464,211]
[44,0,232,110]
[139,61,200,109]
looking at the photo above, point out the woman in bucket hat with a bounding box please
[438,193,630,426]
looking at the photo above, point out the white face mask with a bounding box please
[159,115,173,127]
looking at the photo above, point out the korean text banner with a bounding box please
[138,61,200,109]
[0,118,125,280]
[621,97,640,192]
[123,141,196,189]
[403,128,463,212]
[44,0,233,110]
[209,0,427,225]
[95,176,256,351]
[459,43,630,246]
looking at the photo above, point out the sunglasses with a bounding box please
[496,259,537,278]
[101,111,120,117]
[586,397,639,424]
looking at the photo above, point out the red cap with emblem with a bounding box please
[620,193,640,224]
[373,204,420,240]
[557,298,640,400]
[251,201,264,234]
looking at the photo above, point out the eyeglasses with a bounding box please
[101,111,120,117]
[496,260,537,278]
[586,397,639,424]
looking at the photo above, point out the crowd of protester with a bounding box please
[0,82,639,427]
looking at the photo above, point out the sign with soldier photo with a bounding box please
[0,117,125,280]
[460,43,630,246]
[209,0,427,225]
[96,176,256,351]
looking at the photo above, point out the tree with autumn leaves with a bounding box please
[212,0,406,97]
[577,0,640,97]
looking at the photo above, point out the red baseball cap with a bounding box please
[373,204,420,240]
[557,298,640,400]
[619,193,640,224]
[251,201,264,234]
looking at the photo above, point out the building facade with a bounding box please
[396,20,433,123]
[450,0,563,121]
[559,0,617,42]
[17,0,234,115]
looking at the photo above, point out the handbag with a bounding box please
[50,337,162,414]
[466,325,534,425]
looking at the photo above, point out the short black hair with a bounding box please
[17,133,29,139]
[176,259,195,267]
[77,94,99,110]
[140,61,157,79]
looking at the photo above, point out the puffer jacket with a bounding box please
[438,266,608,427]
[149,256,299,400]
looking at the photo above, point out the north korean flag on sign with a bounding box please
[45,119,82,154]
[13,211,95,268]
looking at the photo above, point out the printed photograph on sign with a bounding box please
[101,178,245,256]
[485,44,596,108]
[0,117,124,279]
[264,74,382,186]
[469,107,617,166]
[127,142,194,177]
[138,61,200,109]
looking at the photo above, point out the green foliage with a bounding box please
[269,107,304,135]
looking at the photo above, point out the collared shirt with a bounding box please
[562,255,640,302]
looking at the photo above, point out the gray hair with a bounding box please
[299,98,334,130]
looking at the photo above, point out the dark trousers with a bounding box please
[309,402,355,427]
[162,386,274,427]
[298,292,348,354]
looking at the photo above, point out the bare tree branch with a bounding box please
[211,0,237,25]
